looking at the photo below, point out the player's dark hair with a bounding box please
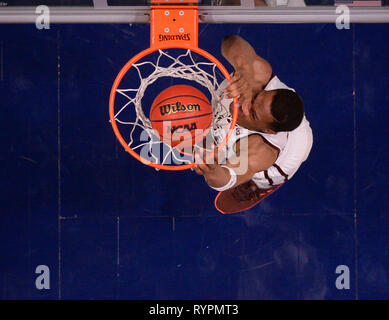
[270,89,304,132]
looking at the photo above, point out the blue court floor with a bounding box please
[0,23,388,299]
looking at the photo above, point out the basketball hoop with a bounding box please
[109,0,238,171]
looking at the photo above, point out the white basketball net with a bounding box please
[112,48,232,168]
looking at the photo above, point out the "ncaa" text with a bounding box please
[167,122,197,133]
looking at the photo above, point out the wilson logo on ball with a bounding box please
[159,101,201,116]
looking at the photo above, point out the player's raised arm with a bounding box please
[193,135,278,190]
[221,35,273,115]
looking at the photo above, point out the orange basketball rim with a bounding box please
[109,0,238,171]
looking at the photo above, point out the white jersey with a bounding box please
[213,75,313,189]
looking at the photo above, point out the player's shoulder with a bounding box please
[247,133,265,145]
[239,134,278,170]
[237,134,278,154]
[247,133,269,145]
[247,134,280,156]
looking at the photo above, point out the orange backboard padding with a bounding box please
[150,5,198,49]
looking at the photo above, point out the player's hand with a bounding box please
[224,70,254,116]
[192,148,220,176]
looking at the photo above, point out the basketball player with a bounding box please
[193,35,313,213]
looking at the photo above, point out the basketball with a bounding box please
[149,85,213,147]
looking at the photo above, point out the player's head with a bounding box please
[231,89,304,133]
[269,89,305,132]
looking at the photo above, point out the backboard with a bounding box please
[1,0,388,24]
[3,0,387,7]
[0,1,255,6]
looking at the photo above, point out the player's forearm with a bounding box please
[204,165,255,191]
[203,166,231,189]
[222,35,272,89]
[221,35,256,70]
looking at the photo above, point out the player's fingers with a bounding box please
[197,162,214,173]
[206,161,218,171]
[194,152,204,165]
[237,93,253,115]
[225,84,240,98]
[203,152,218,171]
[226,82,247,98]
[225,73,243,94]
[208,144,219,162]
[213,147,220,164]
[228,71,241,84]
[193,154,208,173]
[194,153,211,170]
[226,76,246,92]
[241,100,251,116]
[194,151,204,161]
[226,86,246,100]
[227,78,251,100]
[225,90,238,99]
[193,165,204,175]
